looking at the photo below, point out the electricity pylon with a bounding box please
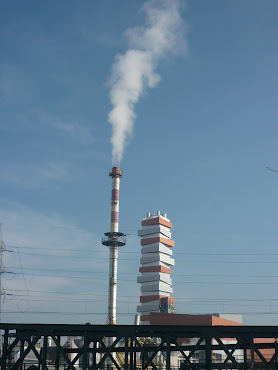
[0,225,6,354]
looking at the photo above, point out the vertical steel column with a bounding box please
[275,340,278,370]
[250,336,254,370]
[205,337,212,370]
[243,342,248,370]
[124,337,129,370]
[166,335,171,370]
[130,337,134,370]
[1,329,8,370]
[93,340,97,370]
[133,341,137,370]
[83,332,88,370]
[20,338,24,370]
[42,335,47,370]
[55,335,61,370]
[142,345,145,370]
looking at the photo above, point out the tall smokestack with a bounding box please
[102,167,126,324]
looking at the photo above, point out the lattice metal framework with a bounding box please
[1,324,278,369]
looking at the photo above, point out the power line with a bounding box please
[6,250,278,263]
[2,298,277,308]
[2,297,134,303]
[4,288,278,303]
[9,271,278,285]
[2,310,134,315]
[7,266,278,279]
[7,245,278,256]
[3,310,278,317]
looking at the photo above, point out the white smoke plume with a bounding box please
[108,0,187,164]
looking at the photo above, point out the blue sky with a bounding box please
[0,0,278,325]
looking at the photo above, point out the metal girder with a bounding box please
[174,337,204,366]
[10,335,41,370]
[1,324,278,369]
[215,337,239,368]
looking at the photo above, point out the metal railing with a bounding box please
[1,324,278,369]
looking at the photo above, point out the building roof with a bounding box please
[145,312,244,326]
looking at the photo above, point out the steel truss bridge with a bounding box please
[1,324,278,369]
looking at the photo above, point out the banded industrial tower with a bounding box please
[102,167,126,325]
[137,211,175,324]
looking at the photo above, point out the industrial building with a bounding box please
[137,211,176,324]
[136,211,242,326]
[136,211,246,366]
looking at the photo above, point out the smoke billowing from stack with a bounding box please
[108,0,187,164]
[102,167,126,325]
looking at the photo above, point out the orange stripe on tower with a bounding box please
[140,295,168,303]
[142,216,172,228]
[141,237,174,247]
[139,266,171,274]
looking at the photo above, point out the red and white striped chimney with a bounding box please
[102,167,126,325]
[110,167,121,233]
